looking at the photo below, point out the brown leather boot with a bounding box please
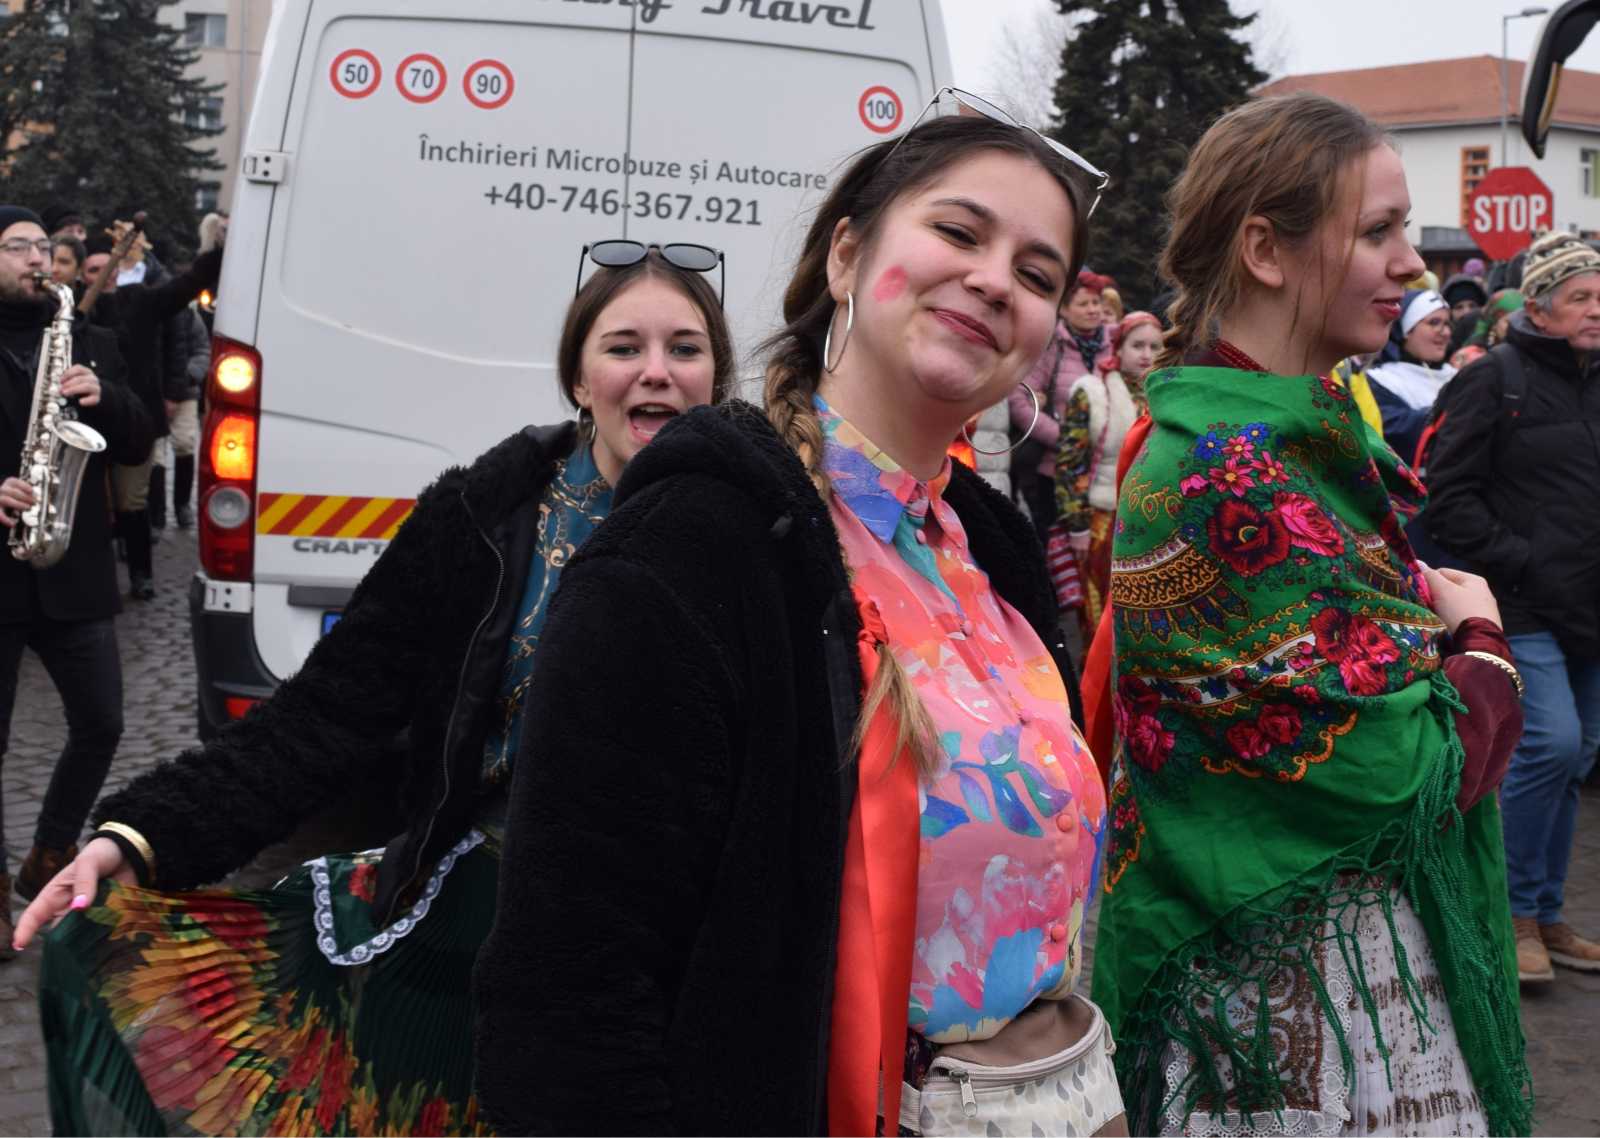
[1540,921,1600,972]
[1514,916,1554,983]
[0,873,16,962]
[15,843,76,903]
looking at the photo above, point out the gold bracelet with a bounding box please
[1463,651,1525,698]
[96,821,156,879]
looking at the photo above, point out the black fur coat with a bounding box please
[472,402,1075,1135]
[94,421,578,919]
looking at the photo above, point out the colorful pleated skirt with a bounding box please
[39,831,497,1136]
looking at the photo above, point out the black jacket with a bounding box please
[93,421,579,919]
[1424,313,1600,657]
[472,402,1077,1136]
[0,305,150,624]
[89,248,222,440]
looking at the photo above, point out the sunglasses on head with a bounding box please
[888,86,1110,219]
[576,240,725,302]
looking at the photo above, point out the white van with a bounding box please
[193,0,953,735]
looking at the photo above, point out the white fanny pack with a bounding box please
[900,996,1124,1137]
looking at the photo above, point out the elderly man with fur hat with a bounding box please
[1425,230,1600,986]
[0,205,152,959]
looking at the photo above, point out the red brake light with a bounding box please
[200,336,262,582]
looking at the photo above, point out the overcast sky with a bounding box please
[942,0,1600,105]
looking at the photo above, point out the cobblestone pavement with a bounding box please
[1,522,202,1137]
[3,524,1600,1135]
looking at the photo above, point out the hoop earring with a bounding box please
[963,382,1040,456]
[822,291,854,374]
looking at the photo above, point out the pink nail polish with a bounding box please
[69,894,89,911]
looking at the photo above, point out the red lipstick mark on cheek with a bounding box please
[872,265,908,304]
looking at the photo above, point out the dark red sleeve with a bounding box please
[1443,617,1523,812]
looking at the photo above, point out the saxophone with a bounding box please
[7,275,108,569]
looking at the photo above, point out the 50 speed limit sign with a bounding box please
[330,49,381,99]
[396,53,446,104]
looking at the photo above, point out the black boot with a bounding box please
[173,454,195,529]
[148,464,167,535]
[120,510,155,599]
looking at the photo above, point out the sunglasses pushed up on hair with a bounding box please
[889,87,1110,219]
[576,240,725,303]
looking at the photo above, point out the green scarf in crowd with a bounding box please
[1089,365,1532,1136]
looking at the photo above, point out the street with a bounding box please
[3,528,1600,1136]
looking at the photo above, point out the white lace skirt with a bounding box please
[1159,888,1486,1137]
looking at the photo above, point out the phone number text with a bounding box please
[483,184,763,226]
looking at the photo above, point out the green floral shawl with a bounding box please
[1090,366,1531,1135]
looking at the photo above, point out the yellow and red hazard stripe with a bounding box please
[256,493,415,540]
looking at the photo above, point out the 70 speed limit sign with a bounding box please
[396,53,447,104]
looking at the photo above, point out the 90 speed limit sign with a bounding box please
[330,49,382,99]
[464,59,515,110]
[396,53,447,104]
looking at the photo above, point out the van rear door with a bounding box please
[248,3,638,681]
[237,0,950,686]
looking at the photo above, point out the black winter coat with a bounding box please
[89,248,222,441]
[1424,313,1600,657]
[93,421,579,921]
[472,402,1077,1136]
[0,307,151,624]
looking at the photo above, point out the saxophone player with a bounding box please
[0,206,152,959]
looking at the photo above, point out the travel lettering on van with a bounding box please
[544,0,675,24]
[699,0,875,29]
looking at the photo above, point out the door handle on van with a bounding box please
[243,150,289,184]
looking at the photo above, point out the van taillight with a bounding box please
[200,336,262,582]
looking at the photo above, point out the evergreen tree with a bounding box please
[0,0,222,258]
[1050,0,1265,310]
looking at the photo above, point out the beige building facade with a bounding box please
[159,0,272,214]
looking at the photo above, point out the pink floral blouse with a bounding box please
[818,398,1107,1044]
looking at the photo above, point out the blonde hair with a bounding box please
[1156,93,1388,372]
[764,115,1091,775]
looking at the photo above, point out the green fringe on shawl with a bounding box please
[1112,673,1533,1137]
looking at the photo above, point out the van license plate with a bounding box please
[321,611,343,636]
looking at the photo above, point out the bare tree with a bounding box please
[983,2,1071,128]
[1234,0,1291,80]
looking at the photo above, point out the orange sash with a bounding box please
[827,597,922,1137]
[1081,412,1152,786]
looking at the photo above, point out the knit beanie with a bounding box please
[84,232,116,257]
[0,205,45,241]
[1521,231,1600,302]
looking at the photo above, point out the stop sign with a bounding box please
[1468,167,1553,261]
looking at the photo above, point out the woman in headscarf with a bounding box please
[1093,92,1530,1137]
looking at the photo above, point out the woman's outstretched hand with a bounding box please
[11,837,134,952]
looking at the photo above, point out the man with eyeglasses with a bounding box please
[0,206,153,960]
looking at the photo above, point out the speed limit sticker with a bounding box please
[396,53,446,104]
[463,59,515,110]
[858,86,903,134]
[330,49,381,99]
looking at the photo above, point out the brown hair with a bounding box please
[1155,92,1389,371]
[556,250,736,419]
[763,114,1093,775]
